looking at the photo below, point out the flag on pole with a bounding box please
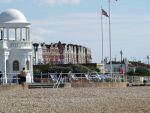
[101,9,109,17]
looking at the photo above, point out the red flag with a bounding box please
[101,9,109,17]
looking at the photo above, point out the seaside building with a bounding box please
[0,9,33,83]
[104,58,128,74]
[33,41,92,65]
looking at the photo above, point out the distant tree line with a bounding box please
[33,64,100,74]
[127,66,150,76]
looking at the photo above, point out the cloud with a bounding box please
[0,0,23,3]
[31,13,99,29]
[34,0,80,6]
[30,13,150,62]
[0,0,15,3]
[31,27,56,42]
[31,13,100,42]
[33,28,56,35]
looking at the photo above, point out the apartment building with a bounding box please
[33,41,92,64]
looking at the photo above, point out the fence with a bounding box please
[127,76,150,86]
[0,72,150,86]
[0,73,20,84]
[33,72,127,84]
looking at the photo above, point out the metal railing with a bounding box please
[127,76,150,86]
[0,73,20,85]
[0,72,150,87]
[33,72,127,85]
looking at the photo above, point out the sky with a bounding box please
[0,0,150,63]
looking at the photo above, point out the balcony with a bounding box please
[0,40,32,49]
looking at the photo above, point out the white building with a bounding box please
[0,9,33,83]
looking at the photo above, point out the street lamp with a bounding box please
[120,50,124,75]
[147,55,149,65]
[120,50,123,67]
[0,28,4,40]
[33,43,39,65]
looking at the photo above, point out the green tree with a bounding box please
[48,66,72,73]
[127,68,134,75]
[135,67,149,75]
[70,64,91,73]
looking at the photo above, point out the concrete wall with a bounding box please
[71,82,127,88]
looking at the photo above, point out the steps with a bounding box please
[28,83,64,89]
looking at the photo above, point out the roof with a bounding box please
[0,9,28,23]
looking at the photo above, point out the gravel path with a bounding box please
[0,86,150,113]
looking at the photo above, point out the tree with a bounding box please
[135,67,149,75]
[127,68,134,75]
[70,65,91,73]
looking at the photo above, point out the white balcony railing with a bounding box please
[0,40,32,49]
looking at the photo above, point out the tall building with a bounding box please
[33,41,92,64]
[0,9,33,83]
[41,42,63,64]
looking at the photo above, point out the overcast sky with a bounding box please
[0,0,150,63]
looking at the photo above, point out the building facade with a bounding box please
[33,41,92,65]
[0,9,33,83]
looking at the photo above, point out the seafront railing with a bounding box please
[0,72,126,84]
[33,72,127,83]
[0,72,150,86]
[0,73,20,84]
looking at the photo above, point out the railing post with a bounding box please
[40,72,42,84]
[48,72,50,84]
[17,73,19,84]
[81,73,82,86]
[132,76,133,83]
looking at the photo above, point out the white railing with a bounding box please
[0,73,20,85]
[1,72,150,87]
[127,76,150,86]
[0,40,8,48]
[32,72,127,86]
[8,41,32,49]
[0,40,32,49]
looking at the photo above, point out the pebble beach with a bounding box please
[0,85,150,113]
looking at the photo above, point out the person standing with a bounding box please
[0,71,2,84]
[19,67,27,89]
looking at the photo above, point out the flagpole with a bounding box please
[101,6,104,74]
[108,0,112,77]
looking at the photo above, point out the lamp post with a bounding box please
[33,43,39,65]
[147,55,149,65]
[120,50,123,67]
[0,28,4,40]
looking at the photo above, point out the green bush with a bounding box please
[33,64,100,74]
[48,66,72,73]
[135,67,149,75]
[69,64,91,73]
[127,68,134,75]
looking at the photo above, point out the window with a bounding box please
[26,60,29,70]
[9,29,15,40]
[13,60,19,71]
